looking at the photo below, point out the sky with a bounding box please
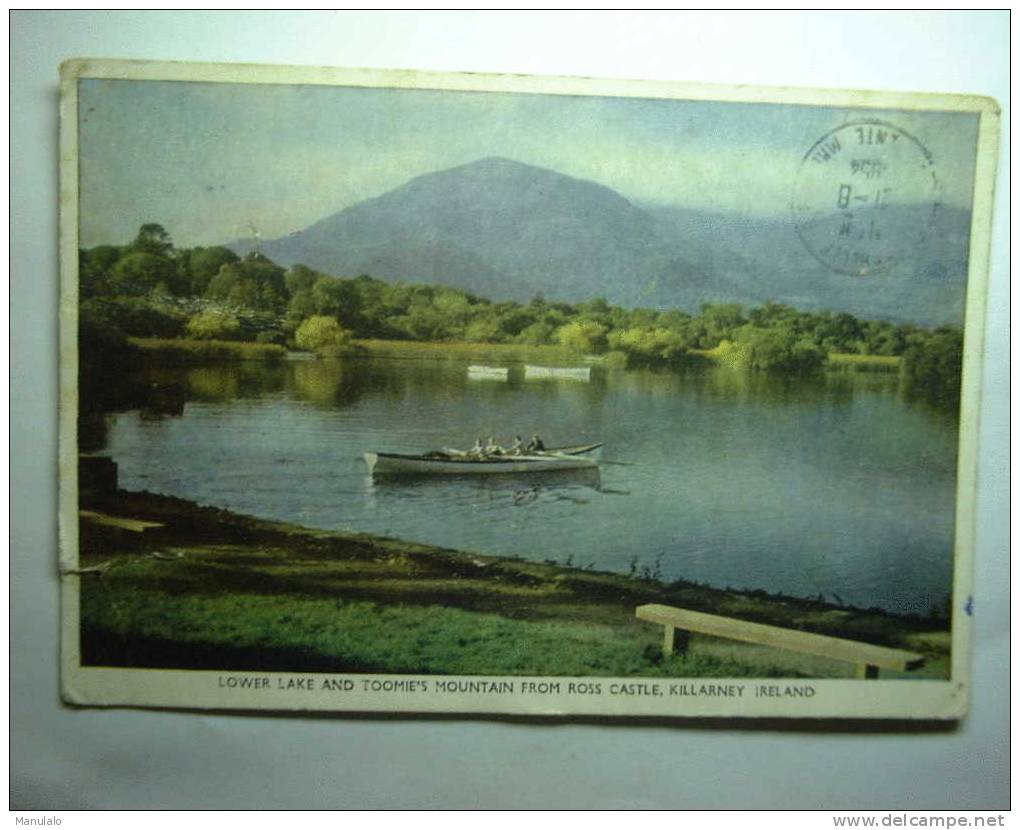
[77,78,980,248]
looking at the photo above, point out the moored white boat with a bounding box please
[524,365,591,381]
[467,364,510,380]
[365,443,602,476]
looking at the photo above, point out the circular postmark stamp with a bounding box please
[792,120,941,277]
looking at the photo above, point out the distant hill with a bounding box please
[645,204,972,326]
[229,157,970,325]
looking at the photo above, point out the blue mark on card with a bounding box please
[965,596,974,616]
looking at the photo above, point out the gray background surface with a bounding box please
[10,11,1009,810]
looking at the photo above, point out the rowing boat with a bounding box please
[467,365,510,380]
[364,443,603,476]
[524,365,591,381]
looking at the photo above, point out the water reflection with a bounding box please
[97,355,956,427]
[96,354,959,615]
[367,465,602,494]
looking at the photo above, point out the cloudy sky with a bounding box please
[77,78,980,248]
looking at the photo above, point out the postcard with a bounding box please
[59,58,999,719]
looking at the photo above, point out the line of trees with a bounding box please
[79,224,964,395]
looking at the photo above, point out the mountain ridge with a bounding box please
[228,157,970,325]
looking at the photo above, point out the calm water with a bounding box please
[100,356,958,616]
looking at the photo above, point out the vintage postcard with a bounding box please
[59,59,999,719]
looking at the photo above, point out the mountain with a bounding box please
[229,157,970,325]
[646,204,972,326]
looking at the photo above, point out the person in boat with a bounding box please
[525,434,546,452]
[509,435,524,455]
[484,436,504,456]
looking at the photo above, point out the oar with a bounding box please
[507,449,632,465]
[538,450,633,466]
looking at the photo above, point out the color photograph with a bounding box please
[60,60,998,718]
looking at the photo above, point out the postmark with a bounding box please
[792,120,941,276]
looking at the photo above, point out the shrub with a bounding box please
[556,320,608,353]
[82,298,186,339]
[608,326,686,366]
[516,321,556,346]
[78,305,130,369]
[255,330,287,346]
[294,315,352,356]
[186,310,243,341]
[731,325,825,373]
[901,328,963,405]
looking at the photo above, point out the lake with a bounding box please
[98,355,959,616]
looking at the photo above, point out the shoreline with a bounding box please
[124,336,903,374]
[76,485,950,679]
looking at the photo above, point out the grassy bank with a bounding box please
[692,344,903,374]
[125,335,902,377]
[128,337,287,363]
[78,487,949,679]
[351,338,583,365]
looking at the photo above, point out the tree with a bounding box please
[464,314,502,343]
[205,257,287,312]
[78,302,129,369]
[731,325,825,373]
[79,245,122,297]
[186,310,242,341]
[294,315,352,356]
[286,264,325,296]
[901,328,963,404]
[556,320,608,353]
[494,307,537,339]
[516,321,556,345]
[392,301,452,341]
[131,223,174,257]
[608,326,686,365]
[91,298,185,338]
[286,288,317,322]
[699,303,747,347]
[861,320,906,356]
[747,302,796,329]
[813,311,864,354]
[311,276,362,329]
[655,309,692,332]
[109,251,181,296]
[433,289,474,325]
[184,246,240,295]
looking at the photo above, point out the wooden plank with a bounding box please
[662,624,689,657]
[636,604,924,673]
[79,510,165,533]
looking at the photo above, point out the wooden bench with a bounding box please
[635,603,925,679]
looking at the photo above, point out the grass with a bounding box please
[692,345,903,373]
[127,336,902,380]
[128,337,287,362]
[352,338,582,365]
[82,582,792,677]
[77,488,951,679]
[125,335,903,378]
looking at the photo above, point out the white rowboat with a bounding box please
[524,365,591,381]
[365,443,602,476]
[467,365,510,379]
